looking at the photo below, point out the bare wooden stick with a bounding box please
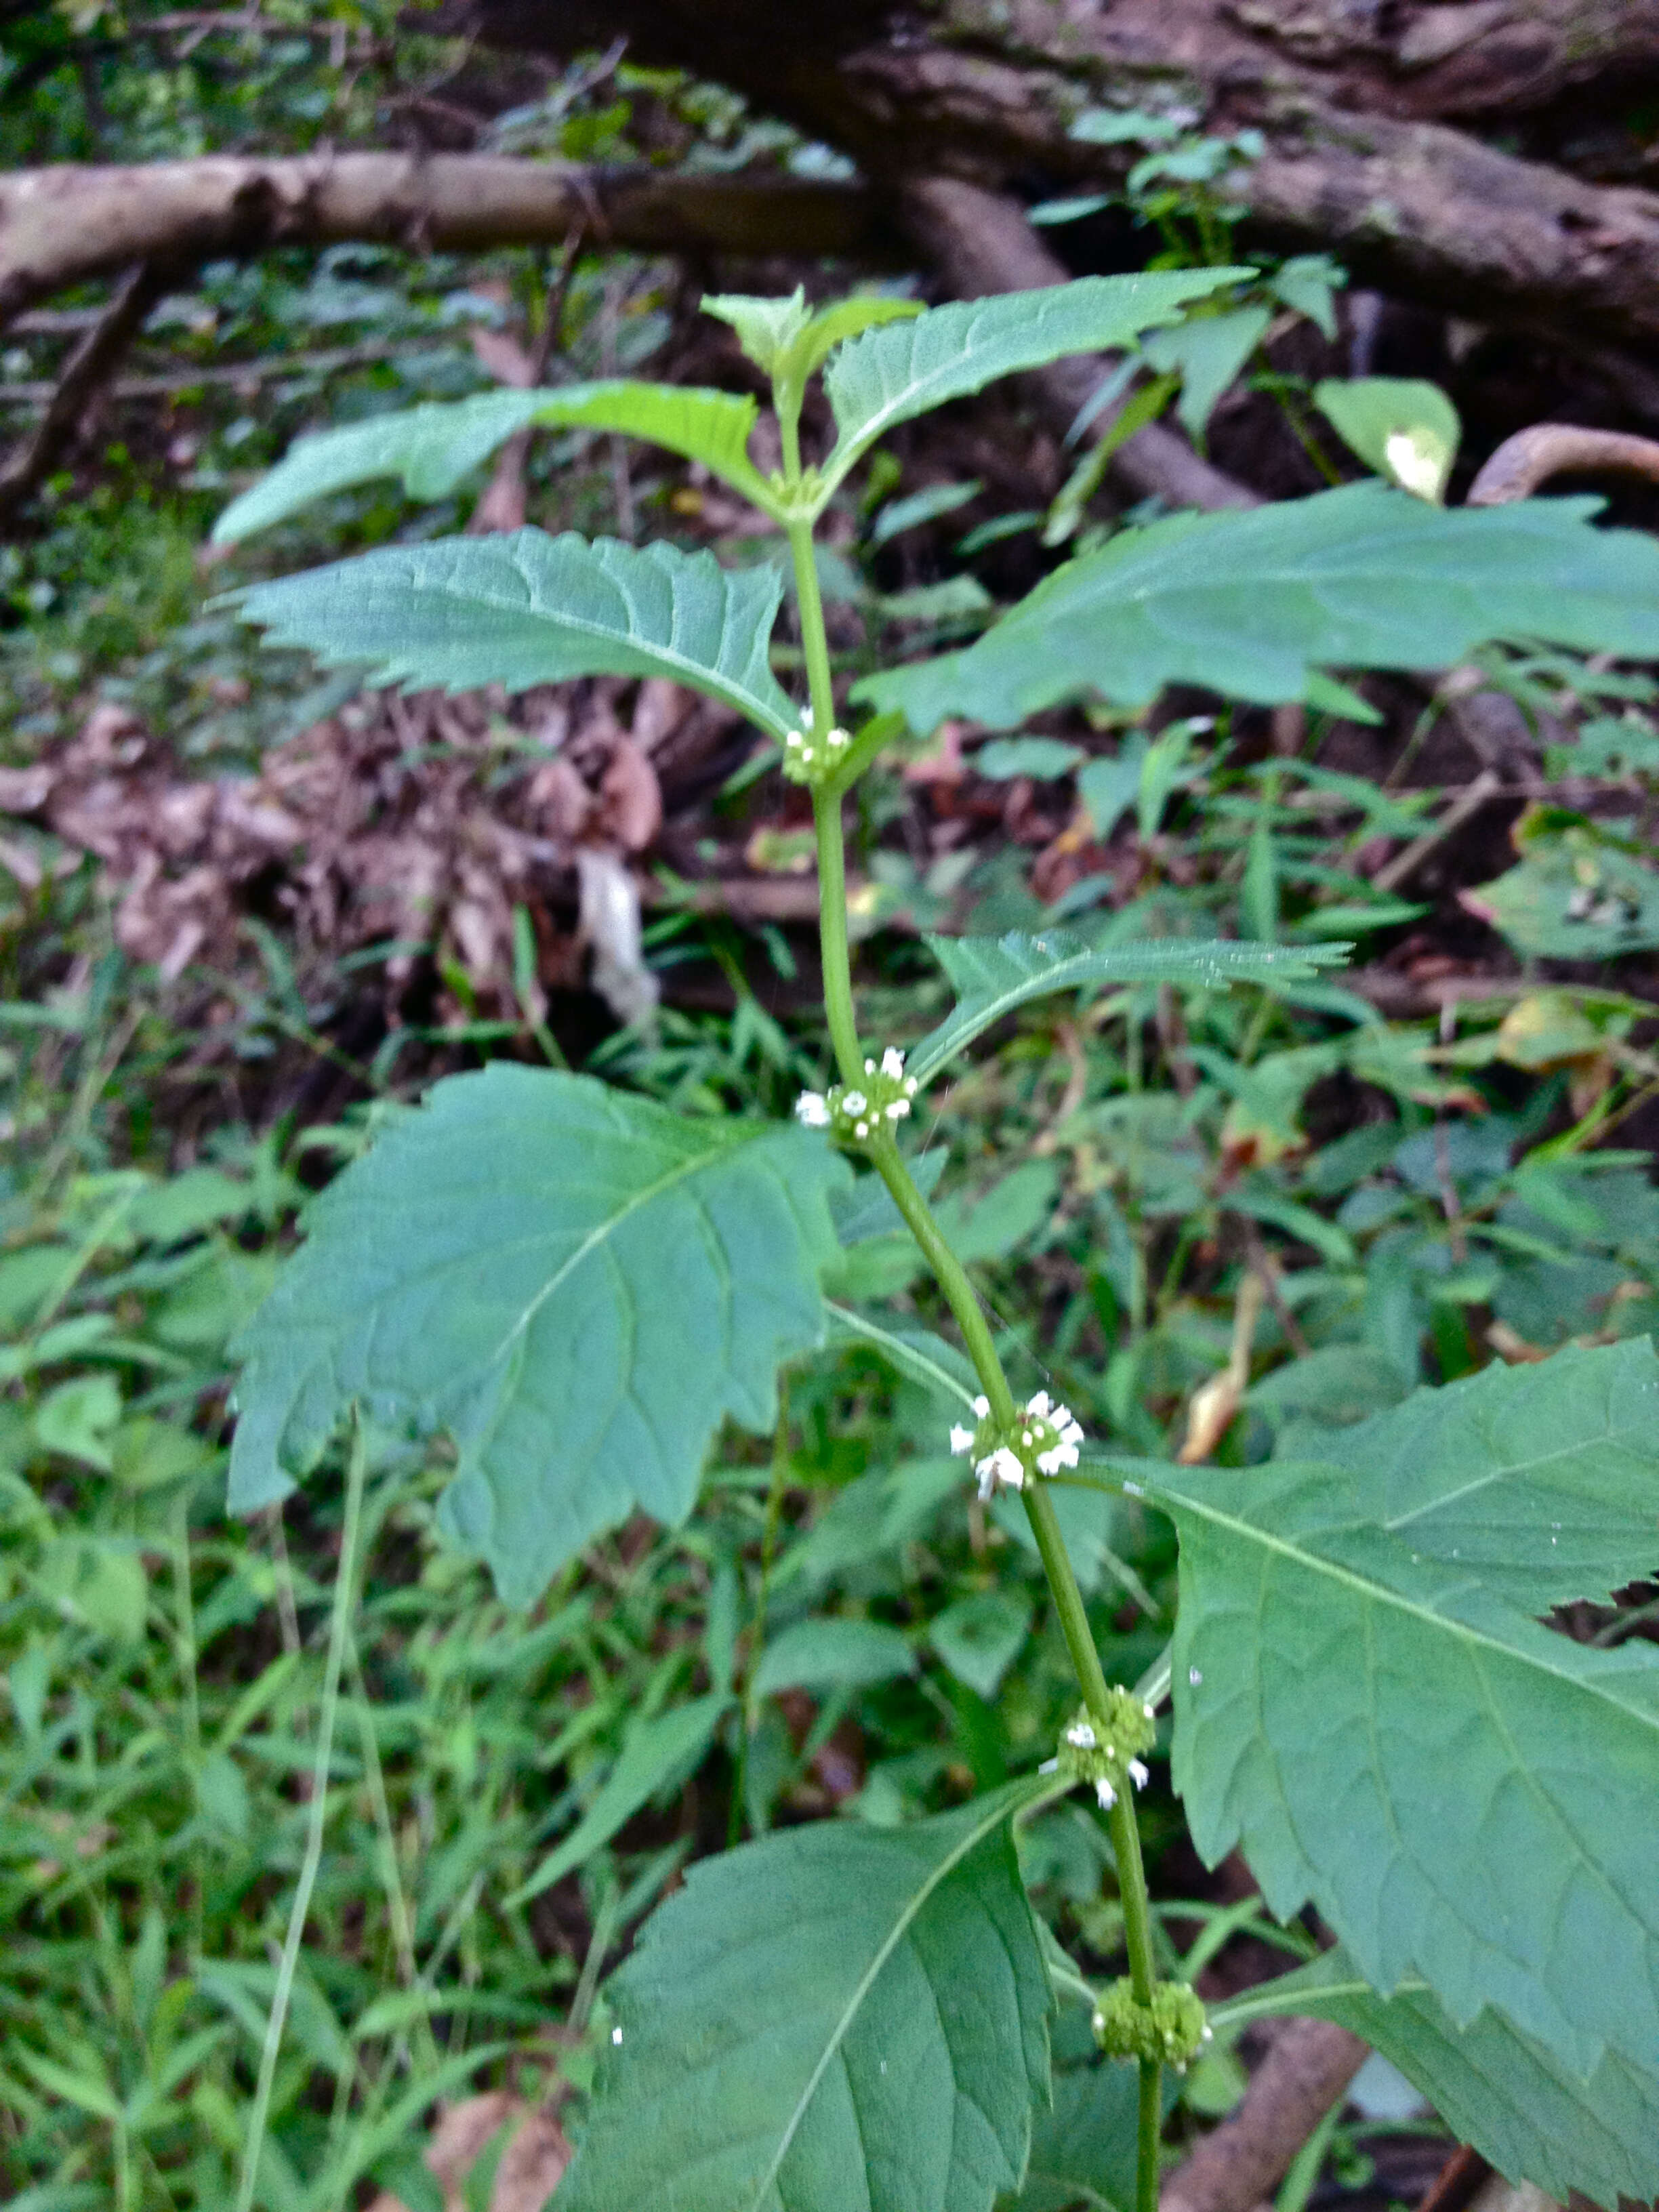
[1160,2017,1370,2212]
[0,260,175,523]
[1467,422,1659,506]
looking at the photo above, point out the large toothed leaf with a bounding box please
[861,485,1659,727]
[230,528,798,738]
[820,271,1248,488]
[228,1067,846,1605]
[212,380,775,542]
[1141,1454,1659,2078]
[1224,1948,1659,2209]
[553,1782,1053,2212]
[908,930,1349,1086]
[1311,1338,1659,1612]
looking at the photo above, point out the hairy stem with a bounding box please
[785,478,1166,2205]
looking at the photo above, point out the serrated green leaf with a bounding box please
[1223,1948,1659,2209]
[820,272,1248,491]
[1312,1338,1659,1611]
[554,1782,1054,2212]
[513,1693,731,1906]
[752,1616,916,1698]
[230,529,798,740]
[1143,1453,1659,2077]
[213,381,775,542]
[229,1067,847,1605]
[908,930,1347,1086]
[860,486,1659,728]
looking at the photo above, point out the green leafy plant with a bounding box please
[218,274,1659,2212]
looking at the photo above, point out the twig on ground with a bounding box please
[1159,2016,1369,2212]
[0,260,174,522]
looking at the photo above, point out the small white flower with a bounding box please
[880,1046,905,1080]
[975,1446,1025,1500]
[827,727,851,750]
[1027,1391,1052,1420]
[885,1099,909,1120]
[1094,1776,1117,1810]
[1064,1719,1097,1749]
[795,1091,831,1127]
[972,1395,989,1418]
[1128,1758,1149,1790]
[842,1090,867,1115]
[949,1423,977,1456]
[905,1076,918,1095]
[611,2026,623,2045]
[864,1057,876,1074]
[854,1120,869,1138]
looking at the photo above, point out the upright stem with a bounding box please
[234,1422,367,2212]
[783,488,1166,2207]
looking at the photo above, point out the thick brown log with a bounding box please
[0,155,888,328]
[471,1,1659,354]
[472,0,1659,134]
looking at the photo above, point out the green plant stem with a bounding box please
[732,1383,791,1844]
[813,792,864,1086]
[169,1486,205,1959]
[234,1420,367,2212]
[785,491,1166,2210]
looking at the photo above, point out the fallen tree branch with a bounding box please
[898,177,1258,514]
[0,260,176,524]
[1159,2016,1369,2212]
[0,155,891,329]
[470,0,1659,356]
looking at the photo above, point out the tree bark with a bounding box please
[470,0,1659,354]
[0,155,889,329]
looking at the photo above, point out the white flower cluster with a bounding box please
[1057,1713,1151,1810]
[781,724,852,785]
[950,1389,1084,1501]
[794,1048,918,1143]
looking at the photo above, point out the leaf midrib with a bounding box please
[1158,1477,1659,1721]
[1380,1414,1654,1537]
[293,537,793,739]
[483,1119,757,1376]
[743,1780,1051,2212]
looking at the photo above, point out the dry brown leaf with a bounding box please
[365,2092,569,2212]
[468,327,537,388]
[596,735,662,853]
[1176,1273,1265,1465]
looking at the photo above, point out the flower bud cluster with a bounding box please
[781,724,853,788]
[1043,1691,1155,1811]
[795,1048,918,1146]
[1091,1978,1212,2071]
[949,1389,1084,1501]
